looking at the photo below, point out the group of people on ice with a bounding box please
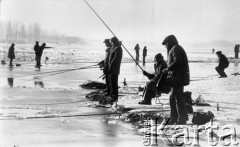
[7,42,51,68]
[99,34,230,125]
[6,34,232,125]
[134,43,147,65]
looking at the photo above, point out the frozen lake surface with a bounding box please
[0,44,240,146]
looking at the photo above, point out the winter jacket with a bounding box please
[143,47,147,56]
[145,61,167,82]
[218,54,229,68]
[34,44,40,55]
[108,45,122,75]
[8,46,15,59]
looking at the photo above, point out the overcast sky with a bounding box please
[1,0,240,44]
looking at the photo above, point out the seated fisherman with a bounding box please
[139,53,169,105]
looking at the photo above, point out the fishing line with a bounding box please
[14,66,99,85]
[14,64,99,78]
[0,112,122,120]
[83,0,144,71]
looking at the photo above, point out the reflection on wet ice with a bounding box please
[34,76,44,88]
[7,78,14,87]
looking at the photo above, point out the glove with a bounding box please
[162,68,168,74]
[142,70,148,76]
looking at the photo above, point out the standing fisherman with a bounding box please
[108,37,122,104]
[36,43,51,68]
[162,35,190,125]
[212,48,215,54]
[142,46,147,66]
[98,39,112,95]
[34,41,40,67]
[234,44,239,59]
[134,43,140,62]
[8,43,15,67]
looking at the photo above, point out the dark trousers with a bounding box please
[143,56,146,65]
[215,66,227,77]
[169,86,188,123]
[9,59,13,66]
[235,52,239,59]
[109,74,119,101]
[142,81,157,103]
[36,55,42,67]
[136,54,139,61]
[105,74,110,95]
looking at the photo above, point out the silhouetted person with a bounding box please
[234,44,239,59]
[108,37,122,104]
[34,41,40,67]
[98,39,112,96]
[162,35,190,125]
[8,43,15,67]
[36,43,51,68]
[215,51,229,78]
[142,46,147,66]
[134,44,140,62]
[45,57,49,64]
[212,48,215,54]
[139,53,168,105]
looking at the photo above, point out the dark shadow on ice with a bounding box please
[7,78,14,87]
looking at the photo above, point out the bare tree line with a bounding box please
[0,21,83,44]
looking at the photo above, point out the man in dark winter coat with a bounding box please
[34,41,40,67]
[162,35,190,125]
[142,46,147,66]
[36,43,51,68]
[108,37,122,103]
[134,44,140,62]
[98,39,112,95]
[8,43,15,67]
[215,51,229,78]
[139,53,168,105]
[234,44,239,59]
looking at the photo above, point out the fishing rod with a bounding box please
[83,0,144,72]
[14,64,99,78]
[14,65,99,85]
[0,112,122,120]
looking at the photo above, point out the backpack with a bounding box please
[192,111,214,125]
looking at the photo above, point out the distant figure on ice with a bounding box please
[142,46,147,66]
[212,48,215,54]
[108,37,122,104]
[139,53,168,105]
[34,41,40,67]
[134,43,140,62]
[36,43,51,68]
[234,44,239,59]
[98,39,112,96]
[162,35,190,125]
[45,57,49,64]
[8,43,15,67]
[215,51,229,78]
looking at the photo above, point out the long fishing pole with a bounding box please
[14,66,99,85]
[83,0,144,71]
[14,64,99,78]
